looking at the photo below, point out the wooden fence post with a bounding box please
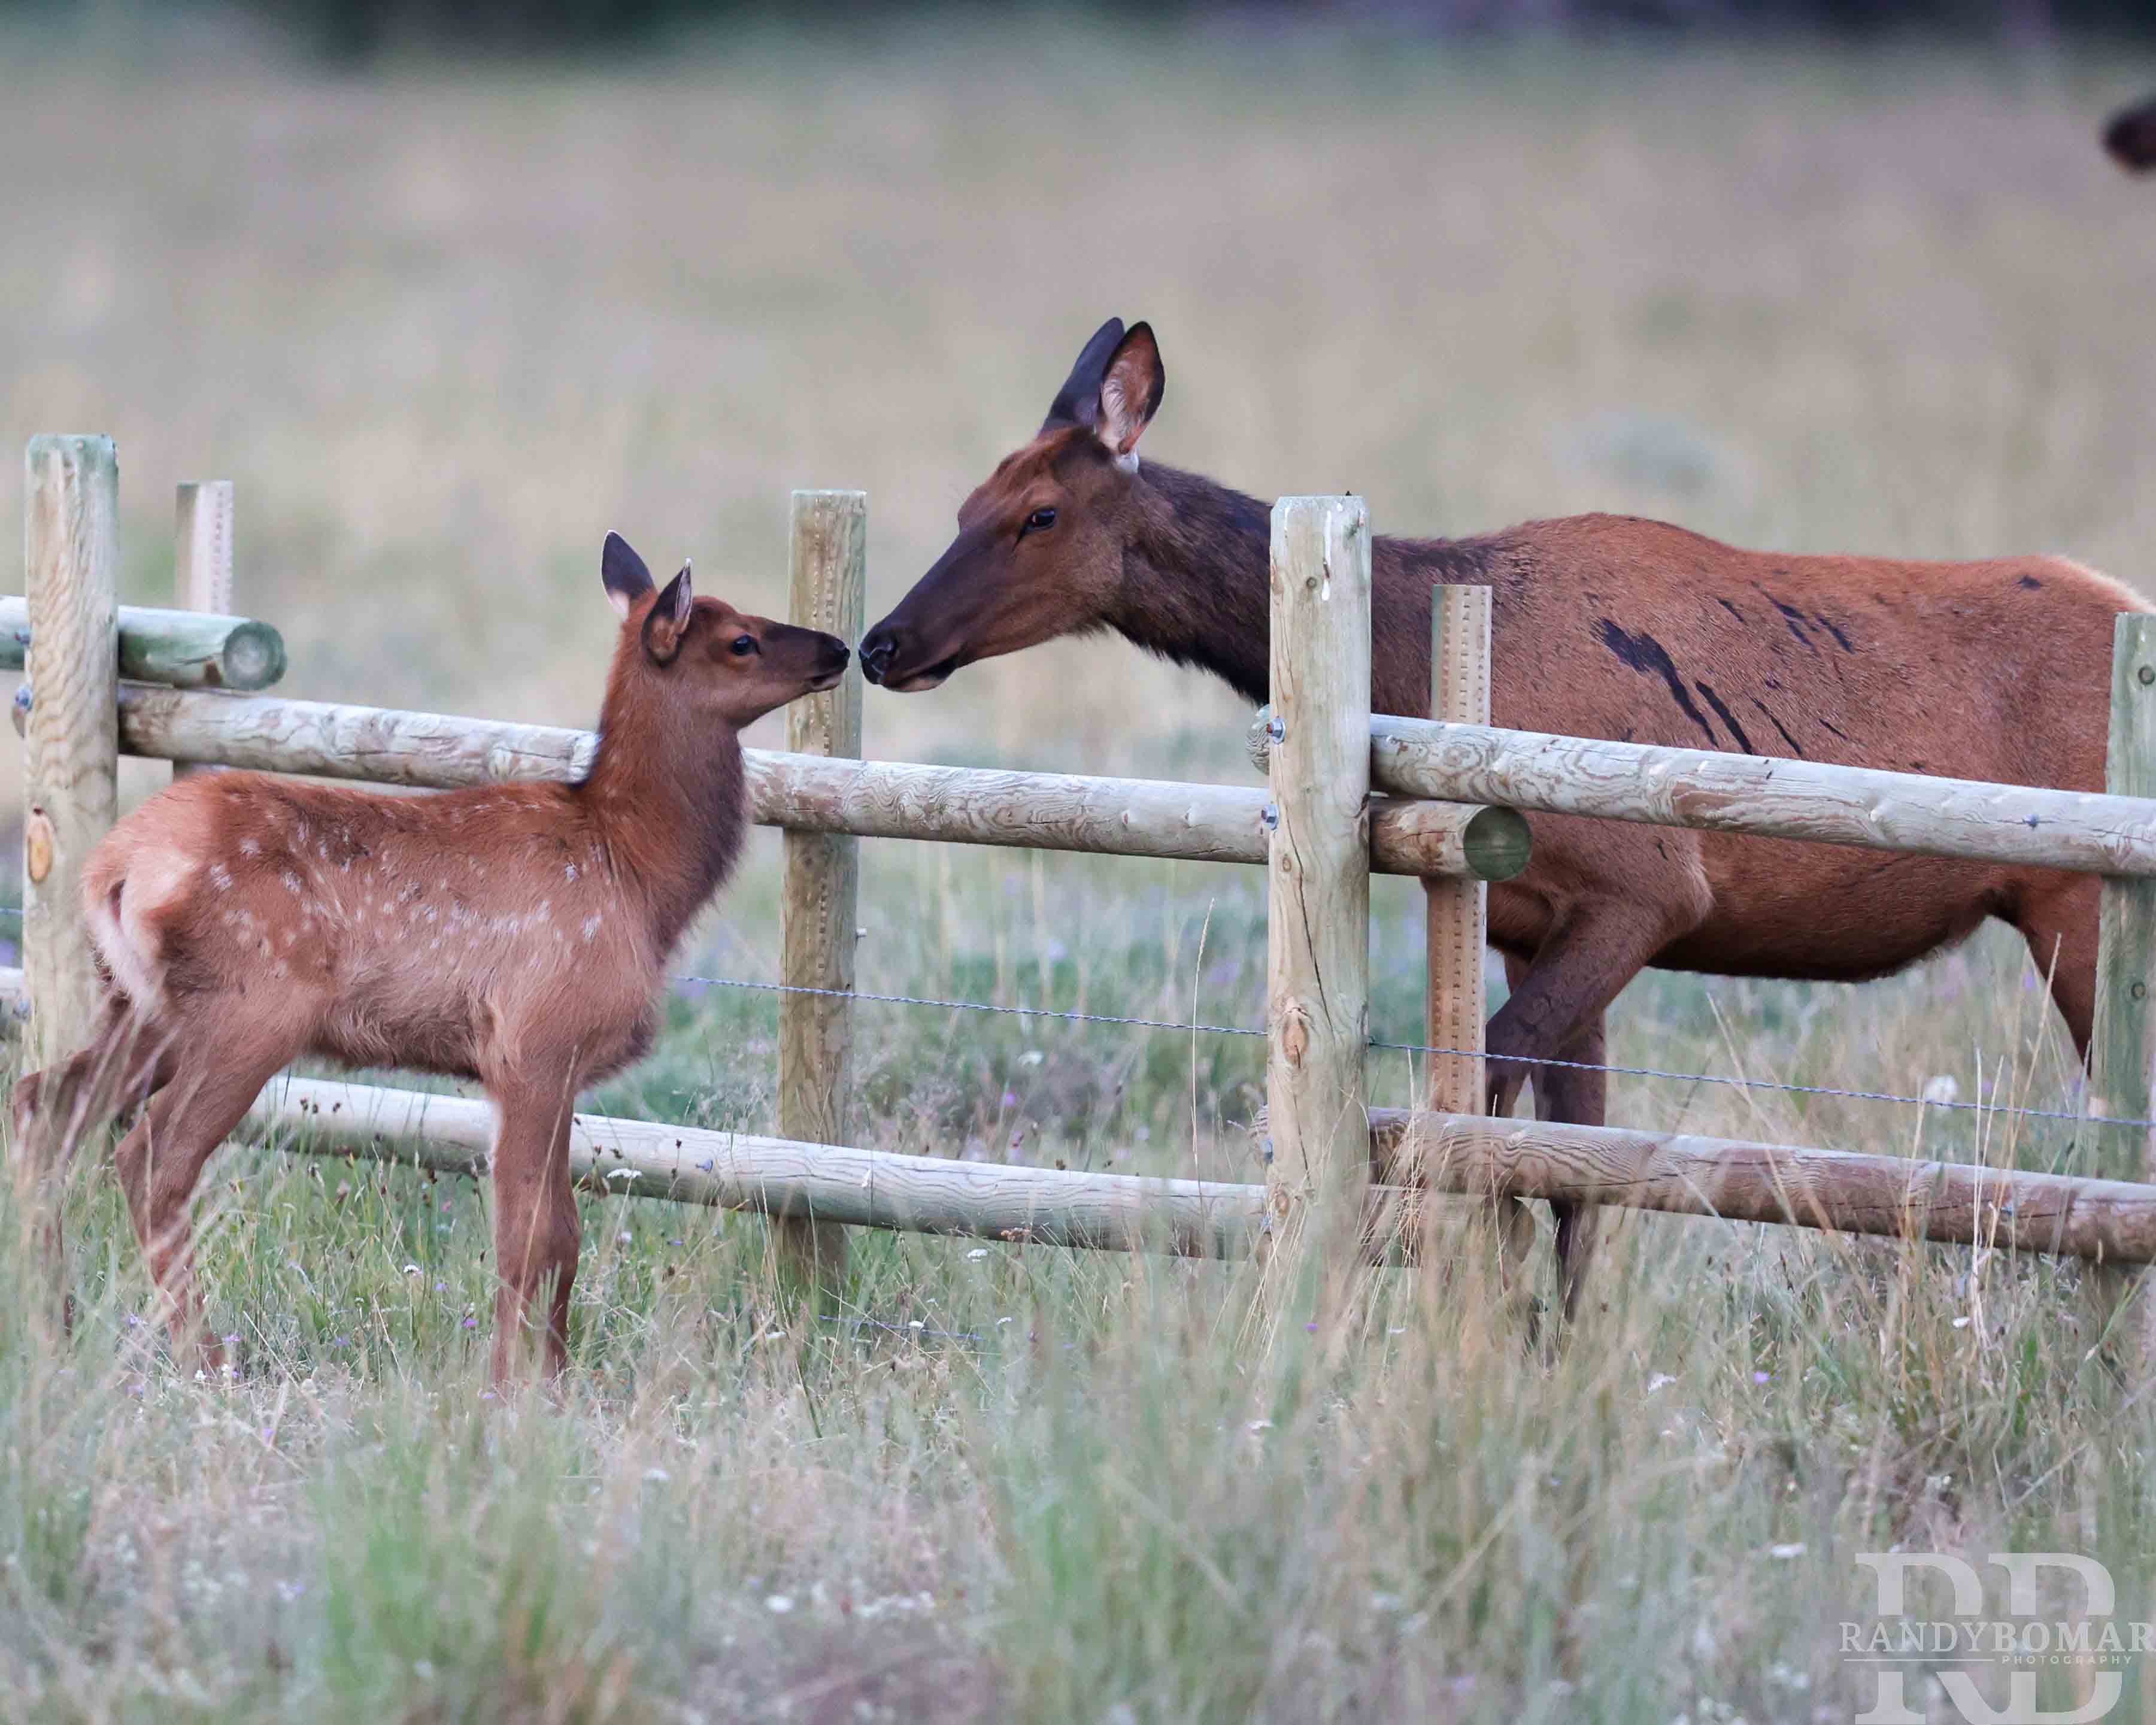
[2093,613,2156,1351]
[1265,496,1372,1290]
[22,436,120,1069]
[173,481,234,782]
[776,490,866,1296]
[1425,586,1490,1117]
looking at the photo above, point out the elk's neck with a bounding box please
[1113,462,1502,716]
[580,692,748,956]
[1109,463,1276,703]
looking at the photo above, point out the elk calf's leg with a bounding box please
[114,1029,294,1368]
[486,1079,581,1383]
[13,999,178,1310]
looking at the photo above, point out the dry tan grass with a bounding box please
[7,23,2156,1723]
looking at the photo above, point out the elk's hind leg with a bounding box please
[12,996,178,1317]
[484,1073,581,1384]
[114,1007,298,1370]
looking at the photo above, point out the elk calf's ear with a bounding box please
[1096,322,1164,463]
[603,532,656,620]
[642,563,695,664]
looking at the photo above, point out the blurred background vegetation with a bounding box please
[3,11,2156,1717]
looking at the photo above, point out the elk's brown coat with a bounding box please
[859,319,2144,1310]
[15,535,850,1381]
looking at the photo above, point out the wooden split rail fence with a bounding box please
[11,433,2156,1299]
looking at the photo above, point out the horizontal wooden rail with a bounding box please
[1370,1108,2156,1265]
[1368,716,2156,877]
[113,686,1529,880]
[247,1078,1275,1257]
[1,596,284,692]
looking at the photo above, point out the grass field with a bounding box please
[5,15,2156,1723]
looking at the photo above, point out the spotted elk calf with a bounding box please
[15,535,848,1381]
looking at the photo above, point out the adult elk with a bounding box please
[15,535,849,1381]
[860,318,2143,1314]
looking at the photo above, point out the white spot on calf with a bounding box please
[565,862,578,882]
[208,863,233,892]
[238,838,260,857]
[581,913,603,942]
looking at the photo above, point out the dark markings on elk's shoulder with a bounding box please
[1694,683,1756,754]
[1716,598,1745,623]
[2018,574,2043,591]
[1749,699,1805,757]
[1818,717,1851,743]
[1813,613,1855,653]
[1594,618,1718,746]
[1767,596,1815,648]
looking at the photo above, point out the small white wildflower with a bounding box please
[643,1467,671,1483]
[1018,1049,1044,1067]
[1922,1074,1961,1106]
[966,1248,989,1260]
[1248,1419,1273,1433]
[1647,1372,1676,1394]
[764,1594,795,1614]
[1952,1315,1971,1329]
[1768,1542,1806,1560]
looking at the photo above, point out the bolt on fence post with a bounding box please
[2093,612,2156,1357]
[776,489,866,1300]
[172,480,234,782]
[1265,495,1371,1306]
[22,436,120,1069]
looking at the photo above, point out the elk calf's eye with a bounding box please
[1024,507,1057,535]
[730,635,757,657]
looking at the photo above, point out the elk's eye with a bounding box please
[729,635,757,657]
[1021,507,1057,536]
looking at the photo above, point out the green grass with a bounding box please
[6,15,2156,1723]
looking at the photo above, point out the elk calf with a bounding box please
[14,535,848,1381]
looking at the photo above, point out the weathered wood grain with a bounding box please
[777,490,866,1292]
[111,686,1522,878]
[2091,614,2156,1350]
[1424,586,1489,1118]
[1370,1108,2156,1265]
[246,1078,1274,1259]
[23,436,120,1068]
[2094,613,2156,1162]
[172,480,239,783]
[0,598,283,691]
[174,481,234,617]
[1370,716,2156,877]
[1265,496,1371,1269]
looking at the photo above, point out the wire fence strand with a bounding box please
[4,896,2140,1134]
[674,971,2156,1135]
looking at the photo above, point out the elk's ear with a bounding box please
[1042,317,1128,432]
[2106,96,2156,173]
[602,532,654,621]
[642,563,695,664]
[1096,322,1164,460]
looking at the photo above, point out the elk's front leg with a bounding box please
[487,1075,581,1383]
